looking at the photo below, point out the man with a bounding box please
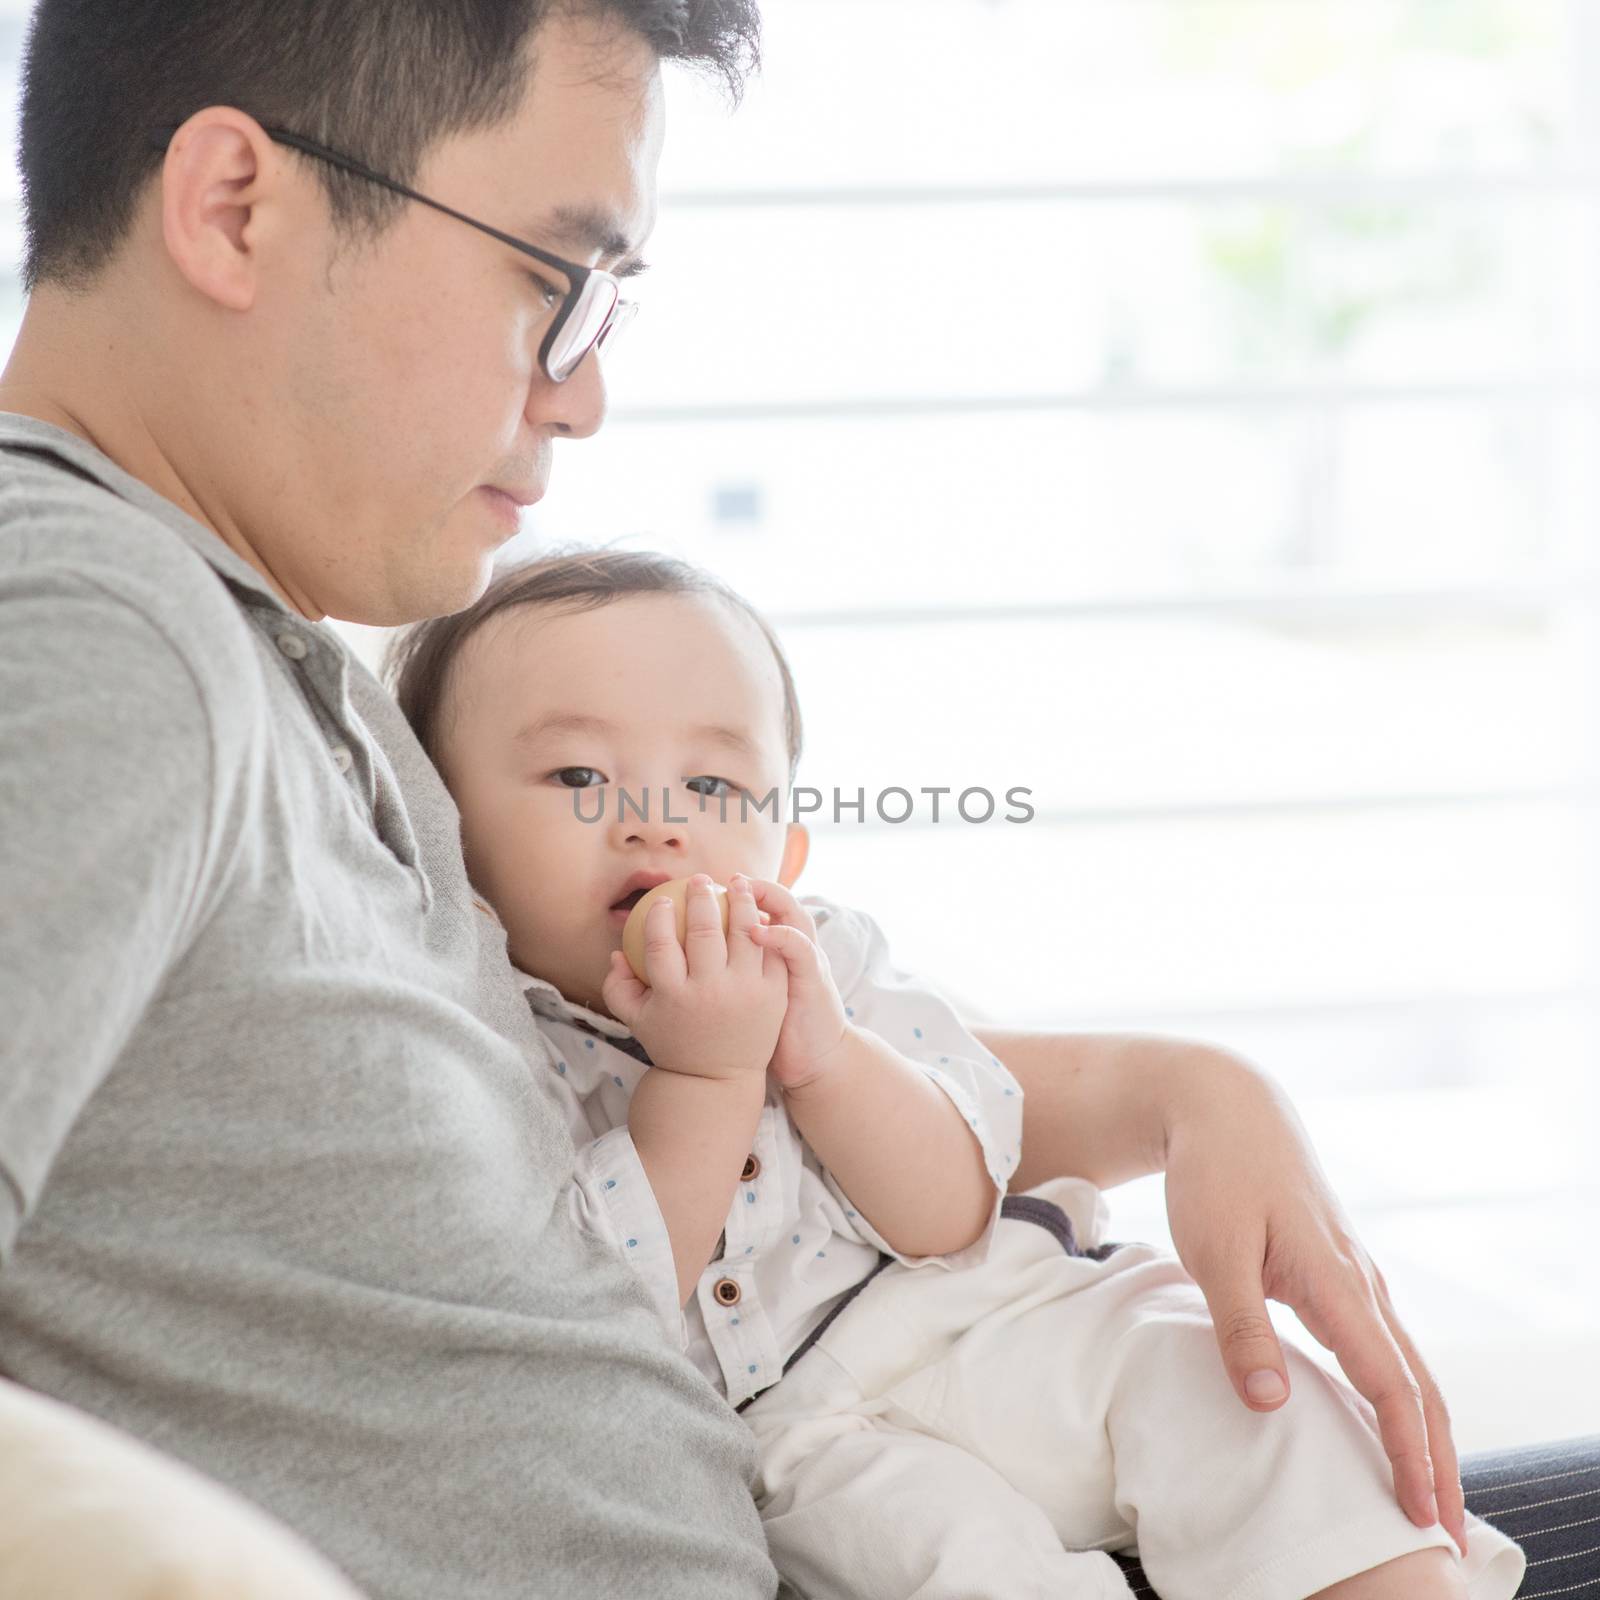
[0,2,1587,1597]
[0,5,780,1597]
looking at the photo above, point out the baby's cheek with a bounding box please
[734,819,790,880]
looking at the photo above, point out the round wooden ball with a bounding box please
[621,878,731,982]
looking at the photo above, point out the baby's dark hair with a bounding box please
[385,544,804,779]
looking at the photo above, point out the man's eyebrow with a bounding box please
[533,203,651,279]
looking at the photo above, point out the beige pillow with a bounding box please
[0,1376,367,1599]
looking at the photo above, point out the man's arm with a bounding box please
[786,1027,1223,1256]
[970,1028,1233,1193]
[0,568,214,1265]
[973,1023,1471,1555]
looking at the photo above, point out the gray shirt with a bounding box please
[0,414,778,1600]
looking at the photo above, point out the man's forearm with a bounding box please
[629,1068,768,1305]
[782,1025,994,1259]
[971,1028,1258,1193]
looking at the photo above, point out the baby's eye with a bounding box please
[685,775,738,800]
[551,766,606,789]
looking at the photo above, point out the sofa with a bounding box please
[0,1375,366,1599]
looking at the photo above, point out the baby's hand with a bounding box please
[601,873,787,1083]
[745,882,852,1093]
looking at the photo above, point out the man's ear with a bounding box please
[158,109,283,313]
[777,823,809,887]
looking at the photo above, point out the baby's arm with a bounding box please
[627,1070,767,1306]
[784,1025,998,1259]
[749,887,1020,1263]
[602,874,788,1306]
[557,1058,761,1333]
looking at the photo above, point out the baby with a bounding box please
[387,546,1524,1600]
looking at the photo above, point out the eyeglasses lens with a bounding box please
[549,277,621,382]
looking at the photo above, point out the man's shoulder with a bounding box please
[0,439,268,700]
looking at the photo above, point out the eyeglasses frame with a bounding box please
[148,122,634,383]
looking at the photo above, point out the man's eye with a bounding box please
[551,767,605,789]
[529,272,563,311]
[685,775,737,799]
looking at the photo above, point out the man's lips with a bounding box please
[477,484,544,531]
[486,483,544,509]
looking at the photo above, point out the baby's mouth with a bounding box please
[607,870,676,924]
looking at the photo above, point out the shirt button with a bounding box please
[329,743,354,774]
[713,1277,742,1307]
[741,1155,761,1181]
[276,632,309,661]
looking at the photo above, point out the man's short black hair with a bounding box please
[17,0,760,292]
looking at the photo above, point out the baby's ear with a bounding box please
[777,822,809,887]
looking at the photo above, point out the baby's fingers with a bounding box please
[641,894,688,988]
[725,873,764,973]
[746,878,814,938]
[749,921,823,986]
[682,873,728,979]
[601,951,647,1028]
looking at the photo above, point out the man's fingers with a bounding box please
[1298,1287,1439,1533]
[1380,1293,1467,1556]
[1190,1247,1292,1411]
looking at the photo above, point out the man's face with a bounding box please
[436,593,804,1012]
[254,14,664,625]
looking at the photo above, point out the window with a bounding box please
[524,0,1600,1448]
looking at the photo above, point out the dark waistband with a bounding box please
[736,1193,1124,1413]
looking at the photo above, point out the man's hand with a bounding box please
[602,873,786,1081]
[743,880,851,1092]
[1161,1061,1469,1558]
[981,1029,1469,1557]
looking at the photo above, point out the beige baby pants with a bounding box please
[742,1178,1526,1600]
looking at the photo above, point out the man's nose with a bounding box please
[529,346,608,441]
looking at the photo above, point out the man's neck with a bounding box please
[0,306,316,616]
[0,387,102,447]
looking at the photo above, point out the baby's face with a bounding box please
[436,591,804,1011]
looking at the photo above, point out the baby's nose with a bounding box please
[616,786,693,847]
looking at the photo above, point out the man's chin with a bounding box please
[383,550,499,628]
[314,546,494,628]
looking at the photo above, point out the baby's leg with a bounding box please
[1091,1257,1520,1600]
[1310,1548,1466,1598]
[943,1245,1521,1600]
[845,1238,1524,1600]
[745,1348,1135,1600]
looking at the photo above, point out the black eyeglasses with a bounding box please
[150,125,637,383]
